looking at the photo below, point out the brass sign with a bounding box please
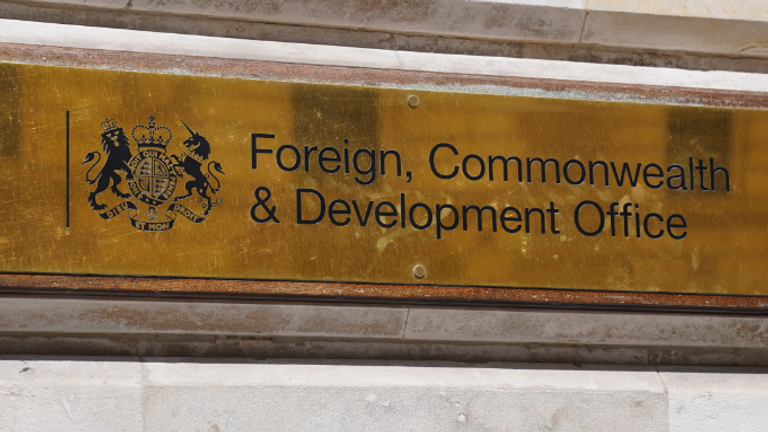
[0,62,766,296]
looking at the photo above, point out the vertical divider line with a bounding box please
[66,110,70,228]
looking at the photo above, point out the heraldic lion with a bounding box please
[173,124,224,216]
[82,123,134,211]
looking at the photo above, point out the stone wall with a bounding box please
[5,359,768,432]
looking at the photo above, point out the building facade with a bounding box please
[1,1,768,431]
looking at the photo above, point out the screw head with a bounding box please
[407,95,420,108]
[413,264,426,279]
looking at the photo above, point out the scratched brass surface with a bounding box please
[0,62,766,296]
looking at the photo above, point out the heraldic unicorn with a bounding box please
[82,116,225,232]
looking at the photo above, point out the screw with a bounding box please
[413,264,426,279]
[407,95,420,108]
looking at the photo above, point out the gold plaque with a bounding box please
[0,62,766,296]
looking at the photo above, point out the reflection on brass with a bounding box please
[0,63,19,157]
[668,107,731,196]
[1,62,768,296]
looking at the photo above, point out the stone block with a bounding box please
[142,362,667,432]
[660,367,768,432]
[22,0,129,8]
[0,359,142,432]
[404,308,768,347]
[128,0,587,44]
[587,0,768,22]
[0,298,408,339]
[582,11,768,55]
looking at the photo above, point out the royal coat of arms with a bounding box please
[82,116,224,231]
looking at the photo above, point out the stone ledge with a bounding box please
[0,298,766,351]
[405,308,768,347]
[5,0,768,58]
[0,298,408,339]
[3,335,768,367]
[587,0,767,23]
[3,3,768,73]
[3,19,768,93]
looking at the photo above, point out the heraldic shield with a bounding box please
[82,115,225,232]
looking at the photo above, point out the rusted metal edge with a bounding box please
[0,274,767,314]
[1,42,768,109]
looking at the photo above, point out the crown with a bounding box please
[131,116,172,150]
[101,118,119,132]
